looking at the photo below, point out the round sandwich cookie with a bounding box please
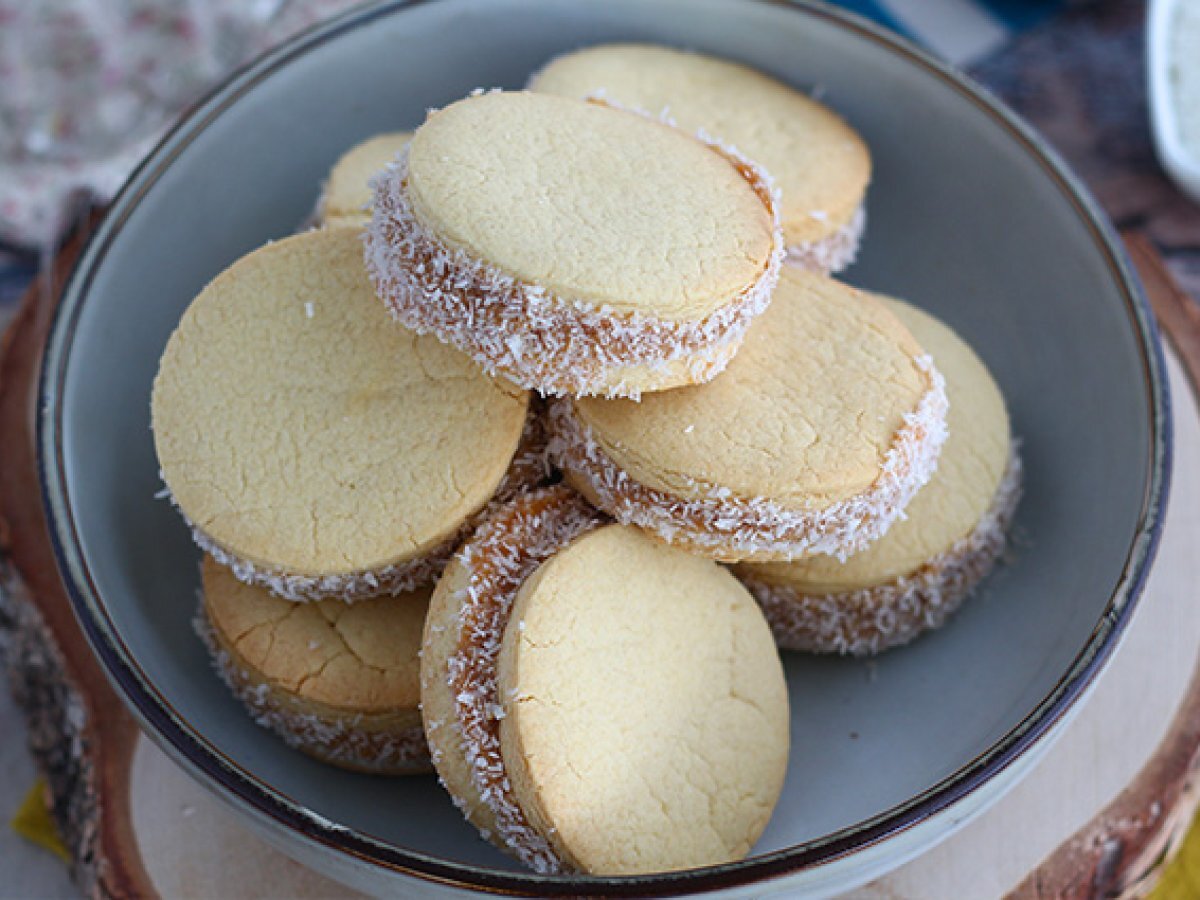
[529,43,871,273]
[365,90,784,399]
[152,227,532,603]
[317,131,411,227]
[195,556,430,774]
[421,486,790,875]
[548,266,949,563]
[736,299,1022,656]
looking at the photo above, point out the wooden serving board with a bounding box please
[2,230,1198,898]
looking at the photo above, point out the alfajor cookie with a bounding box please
[530,43,871,273]
[548,267,948,563]
[195,556,430,774]
[365,90,783,399]
[421,487,790,875]
[152,227,531,602]
[736,299,1021,656]
[317,131,411,227]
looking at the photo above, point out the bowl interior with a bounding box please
[47,0,1159,882]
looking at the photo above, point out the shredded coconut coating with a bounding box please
[443,488,604,873]
[183,524,455,604]
[743,447,1023,656]
[786,205,865,275]
[363,136,784,400]
[547,356,949,562]
[166,406,550,603]
[193,606,430,774]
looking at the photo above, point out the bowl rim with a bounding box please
[37,0,1172,894]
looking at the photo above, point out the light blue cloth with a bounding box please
[833,0,1061,65]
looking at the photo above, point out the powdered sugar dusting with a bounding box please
[363,134,784,399]
[442,487,603,873]
[193,605,430,773]
[787,204,866,274]
[744,445,1023,655]
[162,404,549,603]
[547,355,948,561]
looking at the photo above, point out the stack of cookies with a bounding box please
[151,43,1020,877]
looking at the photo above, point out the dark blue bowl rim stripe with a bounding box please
[36,0,1172,895]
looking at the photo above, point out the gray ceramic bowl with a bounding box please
[39,0,1169,896]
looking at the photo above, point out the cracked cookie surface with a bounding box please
[152,227,529,585]
[199,556,430,772]
[497,523,790,874]
[530,43,871,259]
[421,488,789,875]
[406,91,774,320]
[550,267,948,561]
[744,298,1013,591]
[735,299,1021,655]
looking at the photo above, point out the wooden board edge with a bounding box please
[0,213,155,899]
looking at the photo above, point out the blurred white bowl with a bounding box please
[1149,0,1200,203]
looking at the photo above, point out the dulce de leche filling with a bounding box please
[444,487,604,873]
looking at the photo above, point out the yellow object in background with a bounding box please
[11,779,68,863]
[1151,817,1200,900]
